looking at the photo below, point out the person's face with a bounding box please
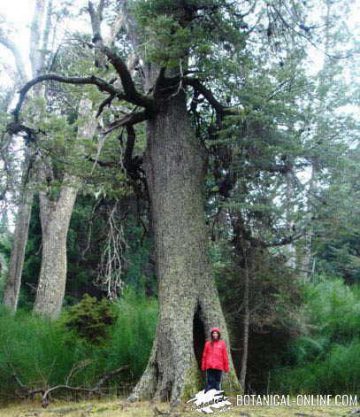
[212,331,219,339]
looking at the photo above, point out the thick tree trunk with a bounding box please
[127,89,242,405]
[33,98,97,319]
[32,174,79,319]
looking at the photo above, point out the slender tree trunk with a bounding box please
[2,153,34,311]
[298,162,316,281]
[285,166,297,270]
[298,1,332,282]
[127,89,242,405]
[239,249,250,390]
[2,0,47,311]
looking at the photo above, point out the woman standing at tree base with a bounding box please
[201,327,230,392]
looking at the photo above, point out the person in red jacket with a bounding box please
[201,327,230,392]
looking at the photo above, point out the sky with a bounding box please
[1,0,359,78]
[0,0,359,84]
[0,0,89,83]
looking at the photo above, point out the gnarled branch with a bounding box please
[99,44,155,110]
[12,73,124,122]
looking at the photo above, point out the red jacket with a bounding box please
[201,336,230,373]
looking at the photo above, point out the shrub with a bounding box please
[62,293,118,345]
[0,287,158,403]
[271,277,360,394]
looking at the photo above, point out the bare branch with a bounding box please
[264,232,303,248]
[10,360,129,407]
[95,201,128,300]
[6,121,43,142]
[88,1,150,106]
[123,124,135,170]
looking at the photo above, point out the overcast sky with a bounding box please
[1,0,359,82]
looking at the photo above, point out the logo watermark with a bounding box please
[187,389,233,414]
[236,394,358,407]
[187,392,358,413]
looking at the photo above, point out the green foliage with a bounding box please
[131,0,247,69]
[0,232,11,300]
[312,146,360,283]
[209,237,306,392]
[0,287,158,402]
[272,339,360,395]
[271,277,360,394]
[0,304,89,400]
[1,0,359,400]
[101,285,158,376]
[132,0,193,65]
[62,293,118,345]
[302,277,360,342]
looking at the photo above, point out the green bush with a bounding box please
[0,304,89,401]
[272,338,360,394]
[101,285,158,376]
[62,293,119,344]
[303,276,360,342]
[0,287,158,403]
[271,277,360,394]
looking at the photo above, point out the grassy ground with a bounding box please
[0,396,358,417]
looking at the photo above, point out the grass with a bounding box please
[0,396,357,417]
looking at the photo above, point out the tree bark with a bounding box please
[127,88,242,405]
[2,154,34,311]
[32,174,79,319]
[284,166,297,270]
[298,161,317,281]
[239,249,250,391]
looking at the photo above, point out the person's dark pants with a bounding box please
[204,368,222,392]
